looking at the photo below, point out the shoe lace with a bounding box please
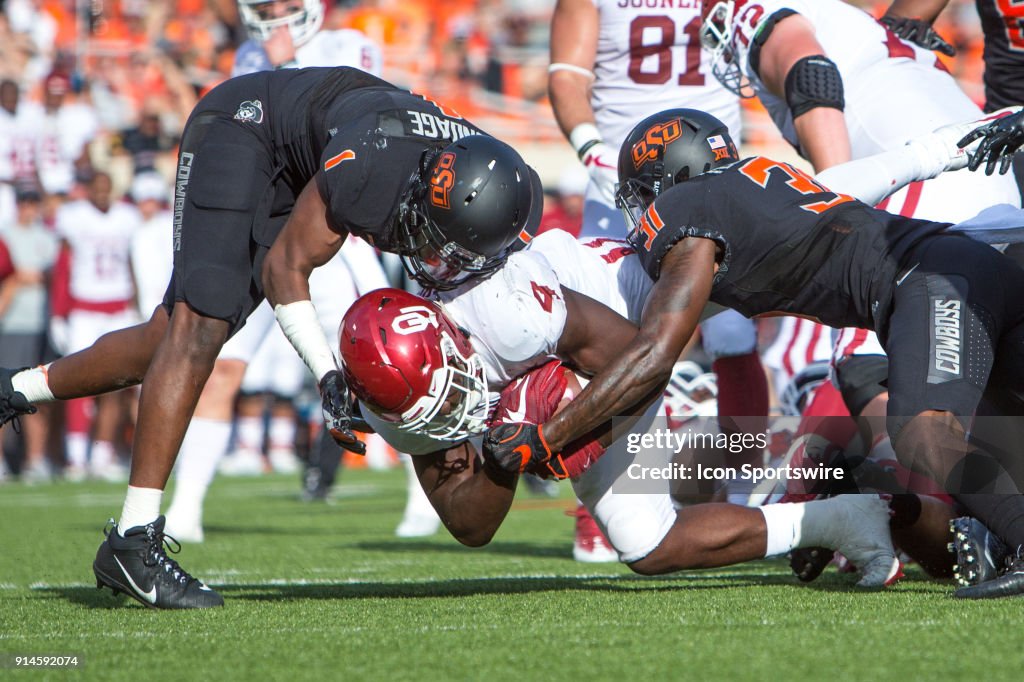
[143,525,193,587]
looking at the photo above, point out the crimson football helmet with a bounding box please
[238,0,324,47]
[700,0,753,96]
[339,288,489,442]
[395,135,543,291]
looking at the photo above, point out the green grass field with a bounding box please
[1,468,1023,681]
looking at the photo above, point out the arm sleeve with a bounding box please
[814,146,936,207]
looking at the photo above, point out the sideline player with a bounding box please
[339,287,900,585]
[549,0,768,511]
[484,109,1024,599]
[0,68,544,609]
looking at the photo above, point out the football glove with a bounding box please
[482,422,569,480]
[958,107,1024,176]
[579,141,619,204]
[879,15,955,57]
[318,370,365,455]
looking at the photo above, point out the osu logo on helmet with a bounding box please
[631,119,683,170]
[429,151,457,209]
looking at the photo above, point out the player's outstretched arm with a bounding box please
[880,0,955,56]
[264,176,364,453]
[413,442,517,547]
[529,238,717,454]
[958,108,1024,176]
[756,14,851,172]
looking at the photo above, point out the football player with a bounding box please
[233,0,382,77]
[484,109,1024,599]
[549,0,769,515]
[340,287,901,586]
[162,10,386,542]
[699,0,1021,516]
[0,68,544,609]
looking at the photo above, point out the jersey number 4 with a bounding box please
[738,157,855,215]
[628,16,704,86]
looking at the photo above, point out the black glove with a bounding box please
[958,109,1024,176]
[318,370,365,455]
[482,422,569,481]
[879,15,955,57]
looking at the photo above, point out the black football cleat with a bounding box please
[93,516,224,609]
[789,547,835,583]
[0,367,36,429]
[949,516,1009,588]
[955,553,1024,600]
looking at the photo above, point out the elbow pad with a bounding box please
[784,55,844,119]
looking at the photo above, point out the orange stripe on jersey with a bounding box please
[324,150,356,171]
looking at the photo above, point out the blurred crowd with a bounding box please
[0,0,994,483]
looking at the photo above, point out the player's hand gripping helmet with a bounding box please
[238,0,324,47]
[395,135,544,291]
[615,108,738,230]
[339,288,489,442]
[700,0,752,96]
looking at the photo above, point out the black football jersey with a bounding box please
[236,67,487,250]
[627,157,950,331]
[975,0,1024,111]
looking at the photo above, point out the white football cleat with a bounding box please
[218,448,266,476]
[823,495,901,588]
[89,459,129,483]
[395,511,440,538]
[268,447,301,475]
[165,506,205,544]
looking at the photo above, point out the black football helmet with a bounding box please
[395,135,544,291]
[615,108,739,230]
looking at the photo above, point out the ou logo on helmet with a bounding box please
[392,306,440,335]
[631,119,683,169]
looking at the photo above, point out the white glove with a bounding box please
[570,123,619,204]
[48,316,70,356]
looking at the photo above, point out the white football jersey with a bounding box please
[34,103,99,195]
[364,229,653,454]
[129,209,174,317]
[436,229,653,390]
[731,0,978,158]
[590,0,741,152]
[57,200,140,304]
[232,29,383,77]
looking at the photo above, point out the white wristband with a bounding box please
[569,122,603,155]
[548,62,595,79]
[274,300,337,382]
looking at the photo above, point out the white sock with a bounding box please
[90,441,116,467]
[760,502,807,557]
[234,415,264,453]
[11,364,55,402]
[66,432,89,469]
[118,485,163,534]
[169,418,232,511]
[402,455,438,519]
[267,416,296,452]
